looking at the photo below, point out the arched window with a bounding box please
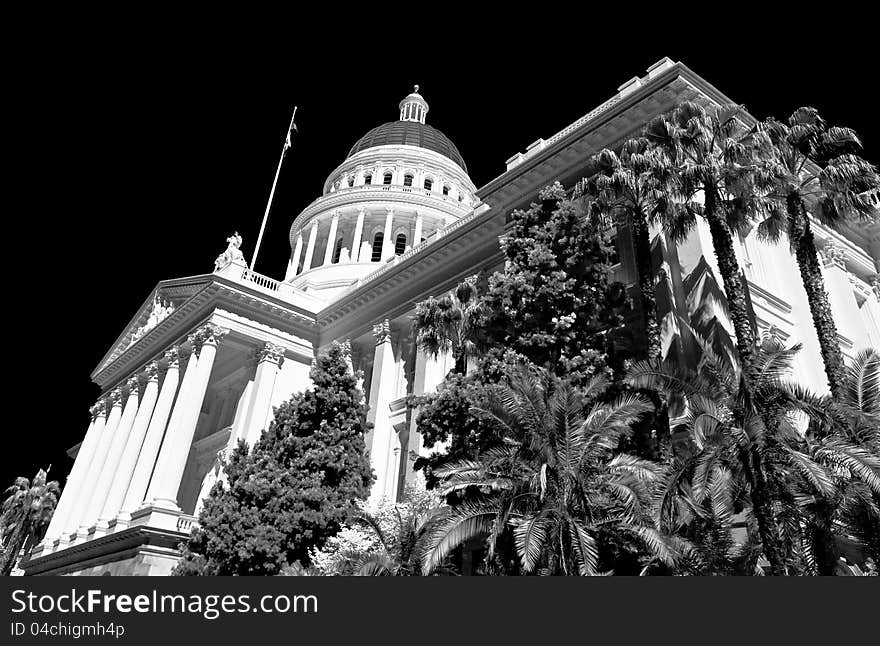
[403,173,413,187]
[347,176,354,187]
[371,232,384,262]
[395,233,407,255]
[424,178,433,191]
[383,172,393,185]
[364,173,372,185]
[332,237,344,264]
[442,184,450,196]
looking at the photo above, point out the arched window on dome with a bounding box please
[424,178,433,191]
[395,233,407,256]
[442,184,450,196]
[364,173,372,186]
[332,237,344,264]
[403,174,413,187]
[371,232,384,262]
[383,172,393,185]
[347,176,354,188]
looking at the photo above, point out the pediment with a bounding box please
[93,277,213,377]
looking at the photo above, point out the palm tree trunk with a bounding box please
[742,449,787,576]
[788,196,846,397]
[703,190,756,377]
[632,213,662,361]
[0,521,27,576]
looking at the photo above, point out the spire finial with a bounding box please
[414,84,419,93]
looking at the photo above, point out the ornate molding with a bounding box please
[90,401,106,421]
[125,375,140,396]
[144,361,160,382]
[163,347,180,370]
[820,239,846,269]
[251,341,286,368]
[372,319,391,345]
[106,388,123,408]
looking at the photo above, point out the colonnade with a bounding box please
[286,207,426,280]
[41,323,284,551]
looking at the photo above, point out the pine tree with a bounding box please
[174,342,374,575]
[484,182,627,385]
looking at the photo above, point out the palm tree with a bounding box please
[0,469,60,576]
[586,139,675,361]
[413,276,488,375]
[420,364,682,575]
[752,108,880,396]
[801,349,880,571]
[644,102,764,380]
[628,330,835,575]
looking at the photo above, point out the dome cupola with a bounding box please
[399,85,428,123]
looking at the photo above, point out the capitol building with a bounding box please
[23,58,880,576]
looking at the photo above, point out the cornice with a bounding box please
[92,275,321,390]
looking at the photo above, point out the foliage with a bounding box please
[419,362,685,575]
[0,469,59,576]
[309,482,444,576]
[413,277,490,374]
[484,182,628,385]
[173,342,374,575]
[752,107,880,396]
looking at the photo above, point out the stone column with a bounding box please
[413,210,424,246]
[286,232,304,280]
[351,207,366,262]
[149,324,227,511]
[366,320,397,503]
[120,348,181,518]
[820,240,869,352]
[382,208,395,261]
[43,402,105,545]
[323,210,341,265]
[88,377,142,535]
[98,363,160,527]
[302,219,319,272]
[72,388,124,538]
[57,403,108,541]
[240,342,285,447]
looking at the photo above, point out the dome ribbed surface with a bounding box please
[347,121,467,172]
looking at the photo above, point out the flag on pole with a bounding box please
[284,106,298,154]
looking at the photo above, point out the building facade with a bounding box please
[24,59,880,576]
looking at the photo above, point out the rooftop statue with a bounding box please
[214,232,246,272]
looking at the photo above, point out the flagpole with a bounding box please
[251,106,297,273]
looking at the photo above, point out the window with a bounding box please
[347,176,354,187]
[371,232,384,261]
[424,178,433,191]
[332,237,344,264]
[364,173,372,185]
[403,174,413,187]
[383,172,393,185]
[395,233,407,255]
[442,184,450,196]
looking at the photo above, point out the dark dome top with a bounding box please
[347,121,467,173]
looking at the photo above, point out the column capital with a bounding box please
[163,346,181,369]
[144,361,160,382]
[190,323,229,354]
[357,206,367,216]
[249,341,285,369]
[90,401,106,420]
[331,209,341,221]
[385,207,395,216]
[310,219,319,230]
[373,319,392,345]
[125,375,140,395]
[107,388,124,408]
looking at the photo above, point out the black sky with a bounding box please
[7,20,878,487]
